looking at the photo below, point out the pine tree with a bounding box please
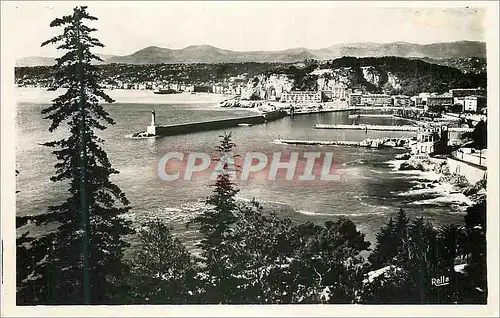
[393,208,410,264]
[16,6,134,305]
[190,132,239,303]
[461,200,487,303]
[368,217,397,269]
[127,220,196,304]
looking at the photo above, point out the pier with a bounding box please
[289,107,358,116]
[275,137,411,148]
[314,124,419,132]
[275,139,361,146]
[133,110,287,138]
[348,114,394,118]
[313,124,473,133]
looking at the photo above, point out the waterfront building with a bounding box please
[426,95,453,112]
[411,96,425,108]
[392,95,411,107]
[454,95,487,113]
[450,88,486,99]
[170,83,179,91]
[194,85,211,93]
[349,92,362,107]
[411,126,449,155]
[280,91,322,104]
[321,84,350,101]
[360,93,392,106]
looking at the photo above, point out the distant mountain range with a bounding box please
[15,53,116,67]
[17,41,486,67]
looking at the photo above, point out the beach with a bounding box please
[16,87,232,105]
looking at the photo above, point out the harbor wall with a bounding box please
[447,156,487,184]
[153,110,287,137]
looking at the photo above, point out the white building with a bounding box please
[280,91,322,104]
[454,96,487,113]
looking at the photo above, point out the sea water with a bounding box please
[16,89,467,245]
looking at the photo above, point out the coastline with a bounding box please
[389,153,486,210]
[16,87,232,105]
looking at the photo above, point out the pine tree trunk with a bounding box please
[74,14,91,304]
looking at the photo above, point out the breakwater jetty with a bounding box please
[289,107,358,116]
[132,110,287,138]
[314,124,418,132]
[275,139,361,146]
[348,114,394,119]
[314,124,473,133]
[275,137,411,149]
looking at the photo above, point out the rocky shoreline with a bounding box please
[394,153,486,205]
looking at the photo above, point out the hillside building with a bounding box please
[450,88,486,99]
[360,94,392,106]
[280,91,322,104]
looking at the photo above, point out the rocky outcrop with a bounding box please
[395,152,411,160]
[313,67,356,90]
[386,72,401,90]
[361,66,382,86]
[241,74,294,100]
[399,160,427,171]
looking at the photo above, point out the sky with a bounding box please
[2,1,489,58]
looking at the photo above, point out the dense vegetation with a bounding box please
[318,57,487,95]
[419,57,487,74]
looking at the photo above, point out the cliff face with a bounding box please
[241,74,294,100]
[312,66,401,93]
[314,68,356,91]
[311,66,402,92]
[242,64,405,100]
[361,66,382,87]
[386,72,401,90]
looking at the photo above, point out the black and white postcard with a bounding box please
[1,1,498,317]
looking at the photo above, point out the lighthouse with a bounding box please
[146,110,157,136]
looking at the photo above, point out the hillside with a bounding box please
[321,41,486,59]
[104,45,317,64]
[418,57,486,74]
[15,57,486,97]
[17,41,486,66]
[232,57,486,98]
[311,57,486,95]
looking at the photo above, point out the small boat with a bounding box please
[131,131,156,139]
[238,123,253,127]
[154,88,179,95]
